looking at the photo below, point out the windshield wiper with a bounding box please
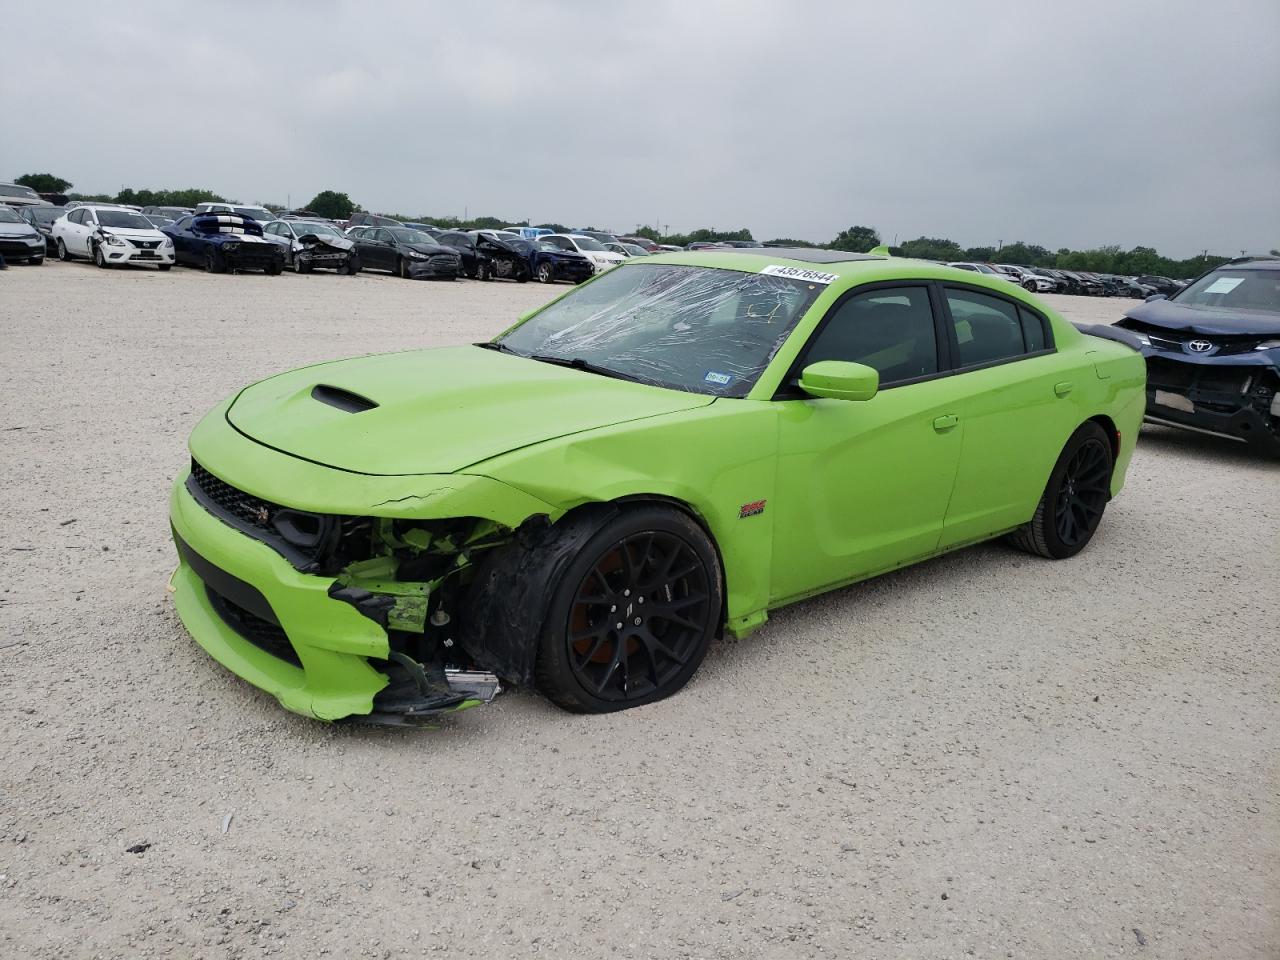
[475,341,516,353]
[529,354,645,384]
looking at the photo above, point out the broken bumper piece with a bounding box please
[361,660,501,726]
[168,439,556,720]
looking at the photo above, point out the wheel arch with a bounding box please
[1085,413,1121,463]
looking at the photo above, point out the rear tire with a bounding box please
[536,506,722,714]
[345,256,361,275]
[1006,421,1114,559]
[56,238,70,261]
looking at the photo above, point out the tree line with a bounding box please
[16,173,1257,278]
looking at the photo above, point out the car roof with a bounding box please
[1220,256,1280,271]
[719,247,882,264]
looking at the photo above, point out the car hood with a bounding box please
[99,227,166,240]
[225,344,715,476]
[0,222,40,238]
[403,242,455,256]
[1124,298,1280,336]
[297,233,354,252]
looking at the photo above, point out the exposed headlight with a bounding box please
[1254,339,1280,351]
[407,250,428,259]
[27,234,43,245]
[103,233,127,247]
[161,237,174,248]
[223,241,240,251]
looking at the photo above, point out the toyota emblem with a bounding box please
[1188,339,1213,353]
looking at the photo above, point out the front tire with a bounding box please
[536,506,723,714]
[56,238,70,261]
[1007,421,1114,559]
[536,261,554,283]
[204,247,224,274]
[93,244,108,269]
[157,264,171,272]
[293,255,310,274]
[397,256,409,279]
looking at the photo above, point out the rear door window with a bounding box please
[944,288,1052,367]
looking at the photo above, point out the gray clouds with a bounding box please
[3,0,1276,256]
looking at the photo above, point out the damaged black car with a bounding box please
[435,230,531,282]
[346,226,461,280]
[1115,256,1280,455]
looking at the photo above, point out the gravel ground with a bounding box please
[1,260,1276,959]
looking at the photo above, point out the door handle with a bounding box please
[932,414,959,432]
[1054,380,1073,397]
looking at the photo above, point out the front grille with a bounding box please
[191,460,279,532]
[131,239,160,250]
[187,460,372,574]
[206,586,301,667]
[428,254,458,271]
[1146,357,1251,395]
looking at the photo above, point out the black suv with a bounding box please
[1116,256,1280,455]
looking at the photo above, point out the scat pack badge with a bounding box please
[738,499,767,519]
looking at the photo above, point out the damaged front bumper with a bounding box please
[167,411,560,721]
[1141,351,1280,453]
[406,253,462,280]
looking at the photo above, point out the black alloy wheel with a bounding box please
[536,507,722,713]
[204,247,223,273]
[1054,437,1111,549]
[1007,421,1113,560]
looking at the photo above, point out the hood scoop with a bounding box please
[311,384,378,414]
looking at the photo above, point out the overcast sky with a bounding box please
[3,0,1276,257]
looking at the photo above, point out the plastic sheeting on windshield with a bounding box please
[499,264,824,397]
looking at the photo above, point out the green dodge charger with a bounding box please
[169,249,1146,721]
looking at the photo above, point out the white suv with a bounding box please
[52,205,175,269]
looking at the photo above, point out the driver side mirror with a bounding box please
[798,361,879,402]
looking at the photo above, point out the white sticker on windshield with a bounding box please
[704,371,732,385]
[1204,277,1243,294]
[759,264,838,285]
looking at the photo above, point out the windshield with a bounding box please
[234,207,273,221]
[572,236,606,252]
[973,264,999,274]
[294,222,342,238]
[0,207,23,223]
[1,184,40,200]
[26,207,62,224]
[1174,268,1280,313]
[98,210,152,229]
[497,263,824,397]
[388,228,435,245]
[536,240,561,252]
